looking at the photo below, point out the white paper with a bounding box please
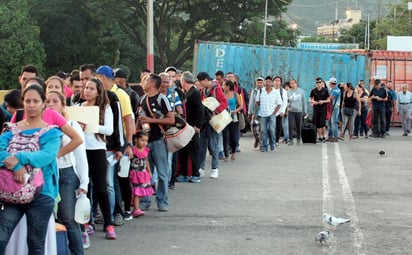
[66,106,99,133]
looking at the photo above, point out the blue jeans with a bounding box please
[147,139,170,208]
[330,107,340,138]
[58,167,84,255]
[282,115,289,140]
[259,115,276,151]
[199,124,219,170]
[0,194,54,255]
[105,151,116,221]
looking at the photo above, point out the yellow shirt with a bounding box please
[111,84,133,118]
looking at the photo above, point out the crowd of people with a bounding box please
[0,63,411,255]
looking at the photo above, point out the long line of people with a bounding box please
[0,65,250,255]
[1,64,411,255]
[248,75,411,150]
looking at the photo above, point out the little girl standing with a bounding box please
[130,131,154,217]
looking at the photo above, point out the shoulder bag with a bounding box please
[146,96,195,152]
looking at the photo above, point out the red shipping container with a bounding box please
[339,50,412,126]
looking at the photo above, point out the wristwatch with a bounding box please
[127,143,133,148]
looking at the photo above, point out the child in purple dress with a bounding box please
[130,131,154,217]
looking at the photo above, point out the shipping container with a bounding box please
[339,49,412,126]
[193,41,370,112]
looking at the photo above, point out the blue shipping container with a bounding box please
[194,41,369,101]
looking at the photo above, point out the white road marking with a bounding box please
[322,144,337,253]
[334,143,364,254]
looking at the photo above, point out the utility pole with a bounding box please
[263,0,268,46]
[377,0,382,23]
[147,0,154,72]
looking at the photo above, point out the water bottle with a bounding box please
[118,155,131,177]
[138,107,151,132]
[75,193,91,224]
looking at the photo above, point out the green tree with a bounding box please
[372,0,412,49]
[30,0,141,79]
[94,0,293,72]
[0,0,45,89]
[239,17,300,47]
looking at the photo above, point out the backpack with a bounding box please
[0,124,52,204]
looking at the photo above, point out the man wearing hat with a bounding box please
[248,77,265,148]
[96,65,136,223]
[369,79,388,138]
[196,71,228,179]
[327,77,341,142]
[114,68,140,113]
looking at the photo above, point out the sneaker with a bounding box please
[275,142,279,147]
[254,139,259,148]
[82,231,90,249]
[85,224,94,236]
[296,139,301,145]
[124,211,133,221]
[176,175,189,182]
[131,209,145,217]
[105,225,116,240]
[94,214,104,224]
[169,184,177,190]
[189,176,201,183]
[114,213,124,226]
[236,147,241,153]
[158,206,168,212]
[218,151,225,160]
[210,168,219,179]
[385,132,390,136]
[288,141,294,146]
[199,168,205,178]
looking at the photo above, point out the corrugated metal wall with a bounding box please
[194,41,370,99]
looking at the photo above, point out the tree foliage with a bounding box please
[372,0,412,49]
[1,0,296,84]
[0,0,45,89]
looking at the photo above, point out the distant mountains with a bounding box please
[286,0,396,35]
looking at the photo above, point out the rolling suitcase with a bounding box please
[301,116,317,144]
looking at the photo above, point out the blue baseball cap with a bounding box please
[96,65,114,79]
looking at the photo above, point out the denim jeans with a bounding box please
[58,166,84,255]
[259,115,276,151]
[199,124,219,170]
[281,115,289,140]
[0,194,54,255]
[105,151,116,222]
[354,108,368,136]
[330,107,340,138]
[288,112,303,142]
[147,139,170,208]
[222,122,239,157]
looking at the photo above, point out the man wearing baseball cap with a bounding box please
[248,77,265,149]
[327,77,341,142]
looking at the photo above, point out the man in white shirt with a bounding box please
[248,77,264,149]
[396,84,412,136]
[254,76,282,152]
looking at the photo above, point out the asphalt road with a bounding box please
[85,128,412,255]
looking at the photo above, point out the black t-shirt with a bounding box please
[139,93,172,142]
[310,87,330,110]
